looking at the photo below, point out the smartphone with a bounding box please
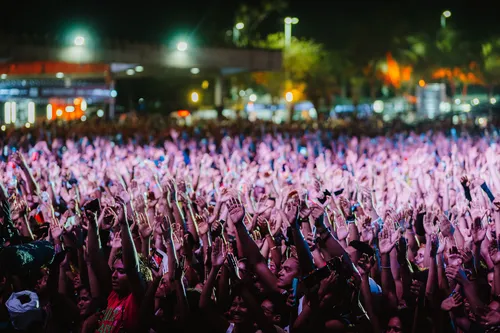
[292,278,299,302]
[150,250,164,272]
[84,198,101,214]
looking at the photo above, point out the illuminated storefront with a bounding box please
[0,62,115,126]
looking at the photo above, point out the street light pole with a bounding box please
[233,22,244,46]
[284,17,298,49]
[441,10,451,28]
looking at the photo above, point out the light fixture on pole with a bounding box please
[233,22,245,46]
[284,17,299,49]
[441,10,451,28]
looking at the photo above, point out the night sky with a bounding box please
[2,0,500,49]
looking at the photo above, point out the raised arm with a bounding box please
[116,198,146,303]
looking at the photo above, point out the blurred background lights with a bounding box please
[235,22,245,30]
[110,90,117,98]
[97,109,104,117]
[190,68,200,75]
[285,92,294,102]
[126,69,135,75]
[177,41,188,51]
[0,74,6,79]
[373,100,384,113]
[135,65,144,72]
[471,98,479,105]
[56,72,64,78]
[74,36,85,46]
[490,97,497,104]
[249,94,257,102]
[81,115,87,122]
[190,91,199,103]
[56,109,63,117]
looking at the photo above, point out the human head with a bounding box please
[386,316,403,333]
[77,286,93,317]
[229,295,249,324]
[414,246,425,269]
[277,258,300,289]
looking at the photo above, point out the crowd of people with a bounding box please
[0,121,499,333]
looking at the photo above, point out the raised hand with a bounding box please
[195,214,209,236]
[360,216,374,244]
[438,214,454,237]
[111,231,122,248]
[436,233,446,255]
[227,197,245,225]
[284,200,299,226]
[50,218,63,239]
[379,227,397,254]
[137,213,153,239]
[335,214,349,241]
[357,254,375,277]
[257,216,271,237]
[423,212,438,235]
[440,291,463,311]
[471,217,486,245]
[489,241,500,265]
[445,265,468,285]
[211,220,223,238]
[211,237,226,268]
[429,234,439,256]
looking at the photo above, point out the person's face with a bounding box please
[73,274,82,290]
[277,258,300,289]
[238,261,249,280]
[111,259,130,293]
[155,277,172,298]
[386,316,403,333]
[68,199,76,211]
[230,296,249,324]
[415,247,425,269]
[269,260,277,275]
[77,288,92,316]
[261,299,280,325]
[488,272,494,291]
